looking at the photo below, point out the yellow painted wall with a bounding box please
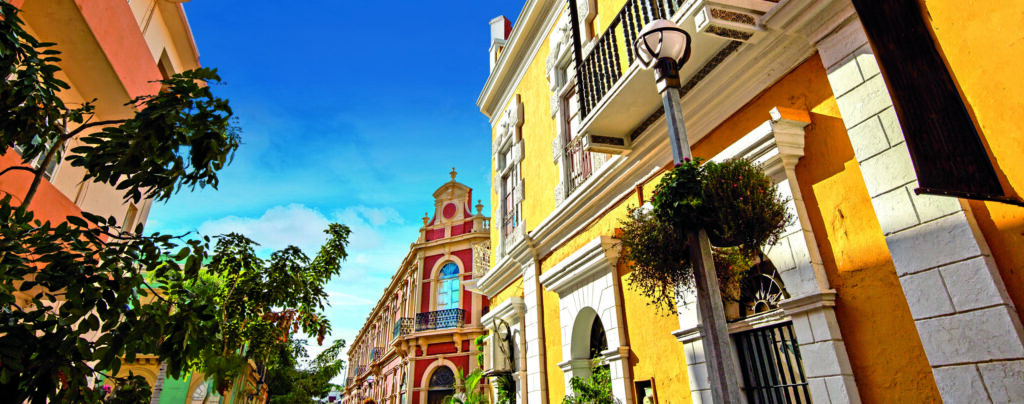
[490,277,524,308]
[690,57,941,403]
[543,289,566,400]
[923,0,1024,327]
[619,262,693,404]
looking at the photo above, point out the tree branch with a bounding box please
[0,165,38,178]
[63,119,128,140]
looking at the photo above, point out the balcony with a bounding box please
[415,308,466,332]
[355,365,367,376]
[394,317,414,339]
[370,347,383,362]
[570,0,774,153]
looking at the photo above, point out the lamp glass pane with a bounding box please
[659,30,687,62]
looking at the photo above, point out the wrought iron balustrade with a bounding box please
[572,0,685,119]
[394,317,414,338]
[370,347,383,362]
[415,308,465,332]
[355,365,367,376]
[565,134,594,195]
[346,377,354,386]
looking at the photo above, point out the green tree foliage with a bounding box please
[0,4,350,402]
[265,338,347,404]
[444,368,489,404]
[561,362,613,404]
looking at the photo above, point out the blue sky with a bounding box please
[147,1,524,365]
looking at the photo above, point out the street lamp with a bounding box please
[635,19,743,403]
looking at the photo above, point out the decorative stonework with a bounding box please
[493,94,524,166]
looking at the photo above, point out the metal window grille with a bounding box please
[734,321,811,404]
[415,308,465,332]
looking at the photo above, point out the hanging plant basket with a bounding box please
[651,158,791,252]
[620,157,790,314]
[618,207,756,315]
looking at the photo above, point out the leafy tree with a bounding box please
[265,337,347,404]
[0,4,350,402]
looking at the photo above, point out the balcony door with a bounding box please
[437,263,460,311]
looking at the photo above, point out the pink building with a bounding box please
[344,171,491,404]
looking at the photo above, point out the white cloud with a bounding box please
[198,204,331,256]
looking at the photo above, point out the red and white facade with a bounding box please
[343,173,490,404]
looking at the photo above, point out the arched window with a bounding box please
[427,366,456,404]
[738,261,788,319]
[436,263,460,311]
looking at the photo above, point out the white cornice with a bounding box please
[478,0,563,121]
[539,236,620,295]
[481,297,526,325]
[478,230,535,297]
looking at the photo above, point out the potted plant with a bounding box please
[620,158,790,314]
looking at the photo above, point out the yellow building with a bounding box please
[475,1,1024,403]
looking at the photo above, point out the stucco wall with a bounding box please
[924,0,1024,328]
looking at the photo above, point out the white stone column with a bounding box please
[771,110,861,404]
[673,291,713,404]
[521,259,549,404]
[603,347,633,404]
[817,16,1024,403]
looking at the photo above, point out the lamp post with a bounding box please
[635,19,743,403]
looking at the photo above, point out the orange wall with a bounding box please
[923,0,1024,327]
[691,57,942,403]
[0,150,83,224]
[74,0,162,99]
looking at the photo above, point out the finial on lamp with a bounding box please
[450,167,457,181]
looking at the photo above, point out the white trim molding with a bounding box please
[539,236,633,404]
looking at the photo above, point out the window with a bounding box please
[734,322,811,403]
[13,138,63,181]
[562,86,592,194]
[436,263,460,311]
[737,262,788,319]
[502,162,519,238]
[122,203,139,234]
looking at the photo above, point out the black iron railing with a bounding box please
[572,0,686,119]
[370,347,383,362]
[415,308,465,332]
[394,317,414,338]
[355,365,367,376]
[346,377,354,386]
[734,321,812,404]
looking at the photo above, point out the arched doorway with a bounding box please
[426,366,455,404]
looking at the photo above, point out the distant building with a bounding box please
[1,1,264,402]
[475,1,1024,403]
[343,171,491,404]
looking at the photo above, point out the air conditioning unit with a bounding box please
[483,335,512,373]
